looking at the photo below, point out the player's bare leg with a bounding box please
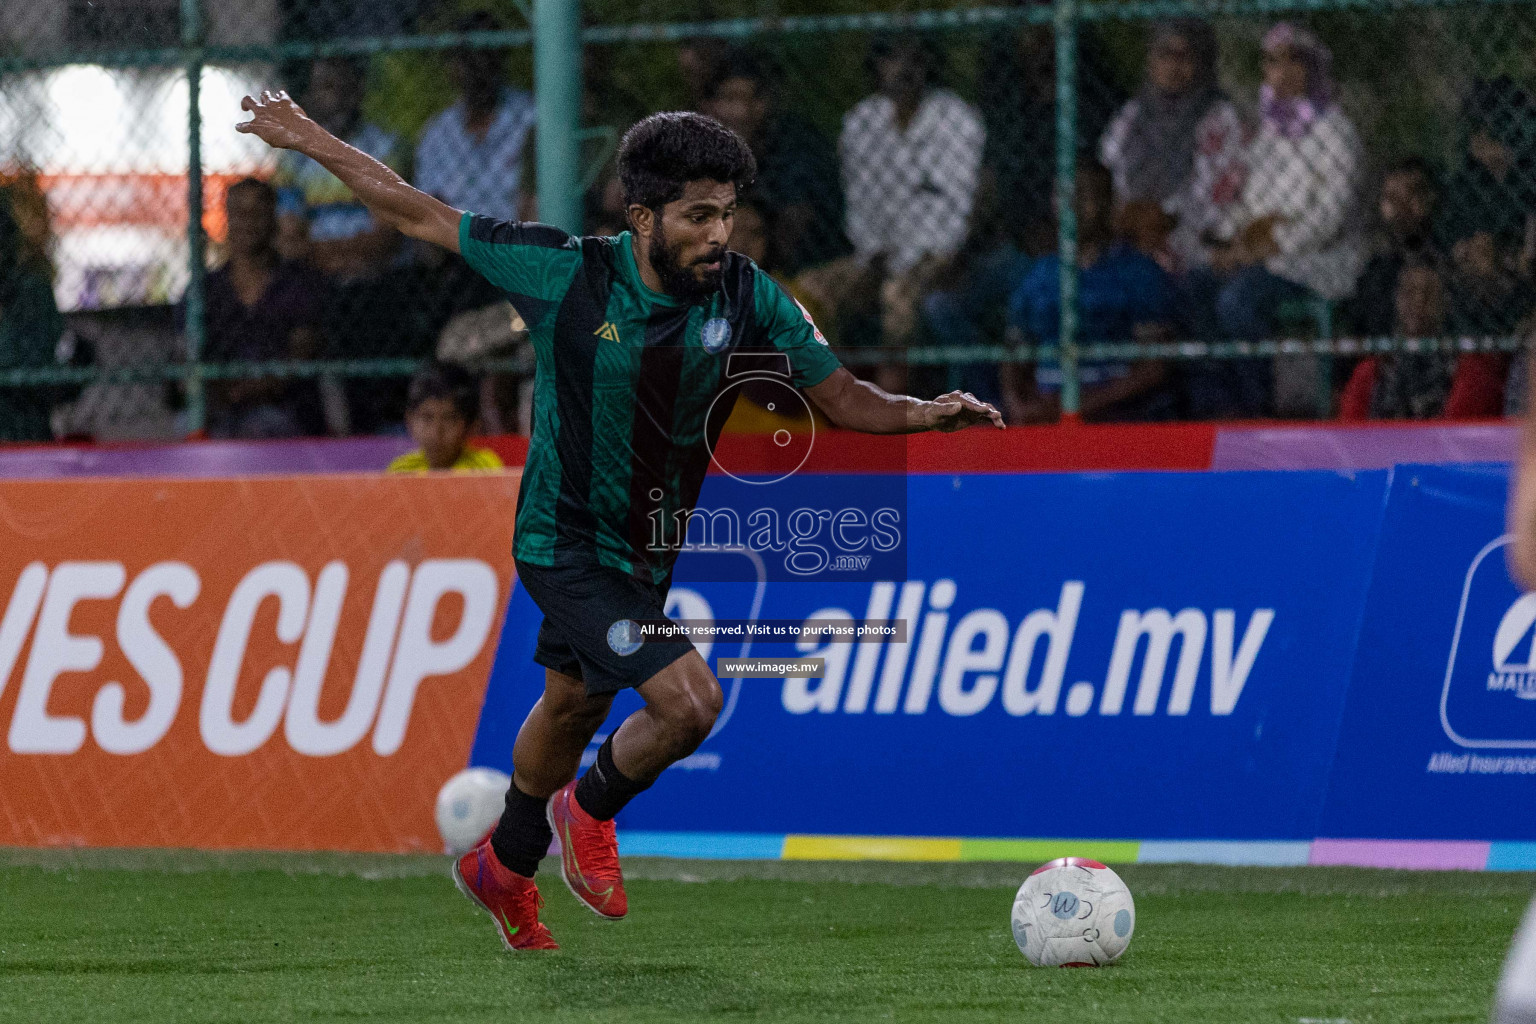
[610,652,723,780]
[548,652,723,919]
[511,670,615,798]
[451,670,610,952]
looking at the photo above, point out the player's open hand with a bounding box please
[922,390,1004,432]
[236,90,315,151]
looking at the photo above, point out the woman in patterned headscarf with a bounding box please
[1099,20,1247,271]
[1189,22,1366,417]
[1219,23,1365,315]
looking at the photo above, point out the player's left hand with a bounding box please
[921,391,1005,432]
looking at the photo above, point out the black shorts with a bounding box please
[515,558,697,696]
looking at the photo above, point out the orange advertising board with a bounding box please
[0,473,521,853]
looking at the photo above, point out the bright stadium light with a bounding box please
[18,63,273,308]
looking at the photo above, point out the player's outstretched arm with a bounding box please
[236,90,461,253]
[805,367,1004,435]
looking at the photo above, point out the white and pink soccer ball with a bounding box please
[1011,857,1136,967]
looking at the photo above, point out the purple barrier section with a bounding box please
[0,436,413,479]
[1210,422,1517,471]
[1308,839,1492,871]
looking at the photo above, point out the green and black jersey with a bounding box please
[459,212,842,584]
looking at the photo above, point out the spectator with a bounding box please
[726,199,831,351]
[920,240,1031,409]
[702,49,846,274]
[1187,23,1365,418]
[415,12,537,223]
[727,200,771,267]
[978,25,1121,258]
[1444,81,1536,271]
[1220,24,1365,316]
[586,170,630,239]
[1347,157,1443,336]
[1447,235,1535,337]
[800,35,984,392]
[716,200,827,433]
[843,36,983,278]
[1443,78,1536,336]
[271,57,410,435]
[1341,261,1508,419]
[1003,161,1176,423]
[912,26,1119,407]
[273,57,402,277]
[1,171,55,275]
[200,178,327,439]
[273,57,404,279]
[1508,346,1531,416]
[0,185,62,441]
[387,361,504,473]
[279,0,423,40]
[678,36,731,109]
[1098,20,1247,274]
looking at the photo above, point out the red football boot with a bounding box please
[546,781,628,919]
[451,840,559,950]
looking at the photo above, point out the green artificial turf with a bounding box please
[0,849,1528,1023]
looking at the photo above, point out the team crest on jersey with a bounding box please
[793,299,829,346]
[701,317,732,354]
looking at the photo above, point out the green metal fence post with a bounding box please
[534,0,583,234]
[1054,0,1080,421]
[181,0,207,434]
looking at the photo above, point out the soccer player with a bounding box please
[1503,362,1536,1023]
[239,91,1002,951]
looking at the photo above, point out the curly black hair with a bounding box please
[407,360,479,422]
[617,111,756,213]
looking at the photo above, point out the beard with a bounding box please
[649,220,724,303]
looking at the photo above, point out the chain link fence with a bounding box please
[1,0,1532,441]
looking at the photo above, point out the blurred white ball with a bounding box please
[434,767,510,855]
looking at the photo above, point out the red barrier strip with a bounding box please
[481,423,1216,476]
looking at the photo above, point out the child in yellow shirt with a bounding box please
[387,361,504,473]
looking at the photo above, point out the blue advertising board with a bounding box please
[473,469,1389,842]
[1318,463,1536,841]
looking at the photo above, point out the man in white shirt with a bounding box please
[414,13,537,224]
[841,36,984,276]
[802,36,985,391]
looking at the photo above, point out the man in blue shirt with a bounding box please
[273,57,404,281]
[414,12,537,223]
[1004,160,1176,422]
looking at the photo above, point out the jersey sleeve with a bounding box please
[458,212,583,324]
[751,270,842,388]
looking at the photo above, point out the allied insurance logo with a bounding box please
[1442,535,1536,748]
[1492,594,1536,700]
